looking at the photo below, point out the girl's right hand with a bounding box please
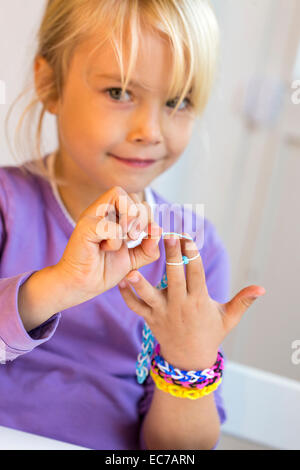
[54,186,162,304]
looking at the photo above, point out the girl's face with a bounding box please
[51,26,196,204]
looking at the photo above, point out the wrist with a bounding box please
[18,266,64,331]
[157,345,219,371]
[18,264,85,332]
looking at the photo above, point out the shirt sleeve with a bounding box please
[137,216,231,450]
[0,176,61,365]
[0,271,61,364]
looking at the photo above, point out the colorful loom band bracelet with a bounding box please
[152,344,224,383]
[150,357,223,390]
[149,368,222,399]
[153,357,223,385]
[150,355,223,387]
[136,322,155,384]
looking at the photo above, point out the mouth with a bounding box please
[108,153,157,168]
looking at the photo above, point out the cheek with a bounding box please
[58,96,115,149]
[166,130,192,161]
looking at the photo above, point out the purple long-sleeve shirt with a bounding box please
[0,153,231,450]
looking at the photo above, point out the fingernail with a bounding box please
[128,274,139,283]
[128,221,141,239]
[251,288,266,299]
[127,220,136,232]
[130,230,142,240]
[119,280,127,288]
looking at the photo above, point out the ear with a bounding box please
[34,55,59,115]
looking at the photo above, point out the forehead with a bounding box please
[73,28,175,94]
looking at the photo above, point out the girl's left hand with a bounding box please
[118,232,266,370]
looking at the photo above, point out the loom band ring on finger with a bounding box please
[165,253,200,266]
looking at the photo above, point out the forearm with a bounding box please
[142,384,220,450]
[18,265,81,331]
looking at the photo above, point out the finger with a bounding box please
[181,232,208,296]
[222,285,266,333]
[75,212,123,251]
[164,233,187,301]
[125,270,163,310]
[94,186,139,238]
[128,221,163,270]
[115,189,141,236]
[118,278,152,322]
[95,217,124,250]
[127,195,154,240]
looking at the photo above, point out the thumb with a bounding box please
[222,285,266,333]
[129,222,163,270]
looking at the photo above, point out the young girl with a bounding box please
[0,0,265,450]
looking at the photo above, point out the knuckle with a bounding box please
[150,295,162,310]
[140,204,151,223]
[114,185,126,195]
[128,192,140,203]
[194,296,204,312]
[239,297,252,309]
[100,220,122,239]
[96,201,114,218]
[168,252,181,263]
[148,311,163,329]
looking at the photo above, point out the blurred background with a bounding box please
[1,0,300,450]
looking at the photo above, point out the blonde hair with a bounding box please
[5,0,219,185]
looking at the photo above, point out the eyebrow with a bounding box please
[95,73,192,95]
[95,73,152,91]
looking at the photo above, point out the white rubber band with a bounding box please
[162,232,193,241]
[166,253,200,266]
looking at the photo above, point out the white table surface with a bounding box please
[0,425,89,450]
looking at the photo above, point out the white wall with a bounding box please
[0,0,57,164]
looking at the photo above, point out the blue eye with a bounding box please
[106,87,131,102]
[166,97,191,111]
[104,87,191,111]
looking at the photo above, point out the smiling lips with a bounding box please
[109,153,157,168]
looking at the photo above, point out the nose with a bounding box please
[127,103,163,145]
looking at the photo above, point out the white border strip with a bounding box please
[0,425,88,450]
[221,361,300,450]
[0,80,5,105]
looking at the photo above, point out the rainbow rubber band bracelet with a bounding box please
[150,354,223,390]
[150,368,223,400]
